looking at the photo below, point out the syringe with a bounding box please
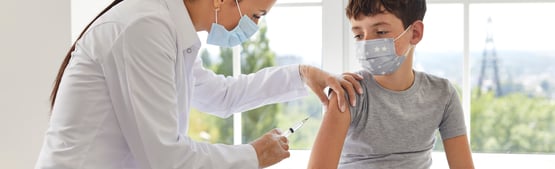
[281,116,310,137]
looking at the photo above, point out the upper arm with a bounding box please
[443,135,475,169]
[307,92,351,169]
[439,84,466,140]
[441,84,473,168]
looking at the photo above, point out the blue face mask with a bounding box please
[356,25,413,75]
[206,0,259,48]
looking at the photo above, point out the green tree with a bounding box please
[471,91,555,153]
[238,21,282,143]
[200,49,212,68]
[238,21,324,148]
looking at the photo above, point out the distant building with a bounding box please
[477,17,503,97]
[276,54,304,66]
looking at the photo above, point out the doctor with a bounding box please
[36,0,363,168]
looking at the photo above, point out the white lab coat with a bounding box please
[35,0,308,168]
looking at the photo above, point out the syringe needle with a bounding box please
[301,116,309,123]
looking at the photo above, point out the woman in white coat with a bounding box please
[35,0,363,168]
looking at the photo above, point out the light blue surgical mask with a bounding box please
[206,0,259,48]
[356,25,413,75]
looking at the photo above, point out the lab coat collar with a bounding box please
[164,0,201,50]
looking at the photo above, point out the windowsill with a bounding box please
[268,150,555,169]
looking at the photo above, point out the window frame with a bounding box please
[230,1,326,145]
[72,0,555,168]
[339,0,555,145]
[271,0,555,168]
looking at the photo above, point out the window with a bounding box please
[73,0,555,168]
[240,5,323,149]
[415,3,464,152]
[322,0,555,168]
[188,0,325,164]
[189,2,325,168]
[469,3,555,154]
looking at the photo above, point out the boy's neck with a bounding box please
[373,59,415,91]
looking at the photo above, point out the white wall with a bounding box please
[0,0,70,168]
[71,0,111,41]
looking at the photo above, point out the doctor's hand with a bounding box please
[249,129,290,168]
[299,65,363,112]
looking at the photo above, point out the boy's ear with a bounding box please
[410,20,424,45]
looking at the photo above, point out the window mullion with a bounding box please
[322,0,347,73]
[462,0,472,141]
[232,46,242,145]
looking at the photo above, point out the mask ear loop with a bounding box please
[235,0,243,17]
[394,25,414,57]
[214,7,220,24]
[403,44,414,56]
[215,0,242,24]
[394,24,413,41]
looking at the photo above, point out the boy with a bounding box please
[307,0,474,168]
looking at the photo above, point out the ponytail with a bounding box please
[50,0,124,110]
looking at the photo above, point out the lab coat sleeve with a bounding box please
[191,57,309,118]
[101,16,258,169]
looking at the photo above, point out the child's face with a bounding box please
[349,11,413,58]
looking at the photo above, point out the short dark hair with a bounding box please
[346,0,426,29]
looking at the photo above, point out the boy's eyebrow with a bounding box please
[371,22,390,27]
[351,21,391,31]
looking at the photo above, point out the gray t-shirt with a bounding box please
[338,71,467,169]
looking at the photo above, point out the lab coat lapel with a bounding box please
[165,0,201,54]
[164,0,201,135]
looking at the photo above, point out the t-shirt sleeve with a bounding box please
[438,84,467,140]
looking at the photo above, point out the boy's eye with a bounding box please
[377,31,389,35]
[353,34,363,40]
[253,14,261,19]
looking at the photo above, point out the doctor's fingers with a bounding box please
[267,136,290,163]
[269,129,289,150]
[338,76,357,106]
[277,136,289,150]
[325,77,348,112]
[270,128,283,135]
[278,135,289,144]
[341,72,364,94]
[256,141,290,168]
[339,73,363,106]
[272,141,290,159]
[342,72,364,81]
[279,148,291,159]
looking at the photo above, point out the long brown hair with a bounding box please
[50,0,124,110]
